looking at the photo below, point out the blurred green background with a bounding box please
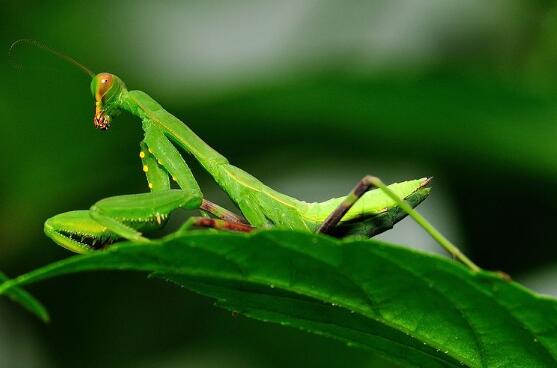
[3,1,557,367]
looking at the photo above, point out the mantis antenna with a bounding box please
[9,39,95,77]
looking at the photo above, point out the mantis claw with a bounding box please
[45,190,202,252]
[44,210,119,253]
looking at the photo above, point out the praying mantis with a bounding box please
[13,40,478,271]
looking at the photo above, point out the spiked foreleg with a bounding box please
[90,189,202,243]
[142,121,247,224]
[139,141,171,191]
[44,210,120,253]
[89,211,148,243]
[143,121,201,195]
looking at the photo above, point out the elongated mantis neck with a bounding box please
[121,90,228,173]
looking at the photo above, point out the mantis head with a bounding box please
[91,73,127,130]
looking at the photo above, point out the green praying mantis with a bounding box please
[13,40,479,272]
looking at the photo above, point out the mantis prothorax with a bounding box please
[15,40,478,271]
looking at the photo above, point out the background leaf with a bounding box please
[0,271,49,323]
[2,230,556,367]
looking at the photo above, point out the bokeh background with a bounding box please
[3,1,557,367]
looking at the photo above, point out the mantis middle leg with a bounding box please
[178,217,254,234]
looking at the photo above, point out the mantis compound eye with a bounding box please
[95,73,114,99]
[93,73,114,130]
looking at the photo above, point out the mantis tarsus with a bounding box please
[13,40,479,272]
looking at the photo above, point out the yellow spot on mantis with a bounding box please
[156,213,162,224]
[143,165,149,172]
[148,183,153,189]
[158,159,163,165]
[139,151,145,158]
[172,176,177,182]
[148,148,153,154]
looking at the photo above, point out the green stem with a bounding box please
[372,177,480,272]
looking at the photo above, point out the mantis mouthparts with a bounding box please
[94,111,111,130]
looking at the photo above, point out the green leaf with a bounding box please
[187,73,557,179]
[1,230,557,367]
[0,271,49,322]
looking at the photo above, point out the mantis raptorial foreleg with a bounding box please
[89,211,148,243]
[90,189,202,238]
[141,122,247,224]
[46,119,251,254]
[44,188,249,253]
[142,122,201,194]
[140,141,170,191]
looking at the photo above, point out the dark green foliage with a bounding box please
[0,271,49,322]
[2,230,557,367]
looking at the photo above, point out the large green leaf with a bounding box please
[1,230,556,367]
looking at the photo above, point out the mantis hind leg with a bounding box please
[318,175,480,271]
[318,175,396,234]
